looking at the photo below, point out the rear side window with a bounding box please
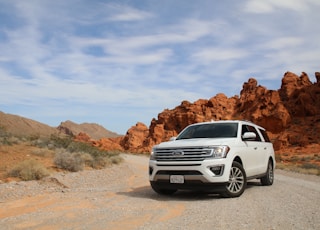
[241,125,261,141]
[259,128,271,142]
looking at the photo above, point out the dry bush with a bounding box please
[31,148,54,157]
[109,155,123,164]
[8,159,50,181]
[276,162,320,176]
[80,153,94,167]
[54,150,84,172]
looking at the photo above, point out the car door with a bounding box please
[241,125,267,177]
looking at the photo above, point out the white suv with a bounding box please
[149,120,275,198]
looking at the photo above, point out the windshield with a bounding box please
[176,123,238,140]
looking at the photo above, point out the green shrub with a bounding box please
[8,159,50,181]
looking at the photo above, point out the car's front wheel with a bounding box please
[222,162,247,198]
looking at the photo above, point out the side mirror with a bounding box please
[242,132,256,140]
[169,137,177,141]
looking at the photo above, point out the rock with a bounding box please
[120,122,149,153]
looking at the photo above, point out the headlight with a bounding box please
[150,148,156,160]
[211,146,230,158]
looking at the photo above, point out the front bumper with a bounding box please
[149,158,232,188]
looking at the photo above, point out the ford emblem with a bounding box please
[172,150,184,156]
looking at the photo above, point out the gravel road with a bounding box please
[0,154,319,230]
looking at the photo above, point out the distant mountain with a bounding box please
[57,120,120,139]
[0,111,58,137]
[0,112,120,139]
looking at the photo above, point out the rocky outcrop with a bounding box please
[238,78,291,133]
[279,72,320,117]
[120,122,149,152]
[81,72,320,153]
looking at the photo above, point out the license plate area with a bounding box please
[170,175,184,184]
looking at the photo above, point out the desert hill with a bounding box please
[0,112,119,139]
[90,71,320,156]
[57,120,120,139]
[0,111,58,137]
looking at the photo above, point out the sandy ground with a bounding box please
[0,154,320,230]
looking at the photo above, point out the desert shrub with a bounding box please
[31,134,73,149]
[109,155,123,164]
[54,150,84,172]
[31,148,53,157]
[90,155,122,168]
[32,134,123,170]
[31,138,49,148]
[5,136,21,145]
[290,155,299,162]
[80,153,94,167]
[300,163,320,170]
[27,134,40,141]
[8,159,50,181]
[275,154,282,162]
[50,135,73,148]
[0,137,12,145]
[0,131,21,146]
[0,125,7,136]
[66,141,95,153]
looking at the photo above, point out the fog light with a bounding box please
[149,167,154,175]
[209,165,224,176]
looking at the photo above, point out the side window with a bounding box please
[259,128,271,142]
[241,125,249,135]
[241,125,261,142]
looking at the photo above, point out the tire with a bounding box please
[222,162,247,198]
[150,182,177,195]
[260,160,274,186]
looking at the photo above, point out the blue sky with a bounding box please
[0,0,319,134]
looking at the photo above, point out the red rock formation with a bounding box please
[76,72,320,155]
[120,122,149,153]
[279,72,320,116]
[92,137,123,151]
[238,78,291,133]
[74,132,91,142]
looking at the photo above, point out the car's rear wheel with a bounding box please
[260,160,274,186]
[150,182,177,195]
[222,162,246,198]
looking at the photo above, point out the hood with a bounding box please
[154,138,237,149]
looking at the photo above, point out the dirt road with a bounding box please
[0,154,319,230]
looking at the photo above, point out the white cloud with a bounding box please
[244,1,274,13]
[244,0,320,13]
[262,37,303,50]
[192,48,249,62]
[106,4,154,21]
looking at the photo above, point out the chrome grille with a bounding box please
[154,147,213,161]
